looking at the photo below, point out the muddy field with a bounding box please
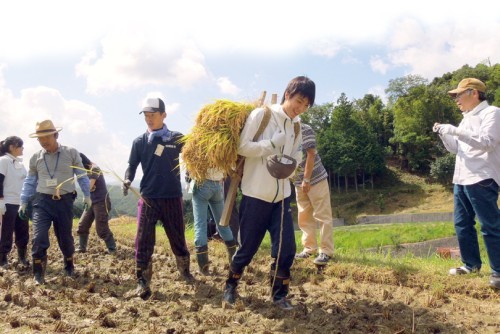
[0,221,499,334]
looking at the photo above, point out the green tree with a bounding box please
[300,103,333,134]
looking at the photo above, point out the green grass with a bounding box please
[111,220,458,251]
[331,221,456,250]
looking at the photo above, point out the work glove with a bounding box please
[0,200,5,216]
[434,124,460,136]
[18,203,27,220]
[122,179,131,196]
[83,196,92,210]
[270,131,286,148]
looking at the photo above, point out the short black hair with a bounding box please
[281,76,316,106]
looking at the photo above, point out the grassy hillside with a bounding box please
[328,166,454,224]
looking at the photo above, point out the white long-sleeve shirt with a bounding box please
[238,104,302,203]
[439,101,500,186]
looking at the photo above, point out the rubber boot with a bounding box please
[175,255,195,283]
[63,256,75,277]
[223,269,241,304]
[224,239,238,263]
[0,252,8,269]
[105,235,117,254]
[76,234,88,253]
[271,276,293,310]
[195,245,210,275]
[33,257,47,285]
[135,262,153,300]
[17,247,30,267]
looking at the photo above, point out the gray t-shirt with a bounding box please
[29,145,84,195]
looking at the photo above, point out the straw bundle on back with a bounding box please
[181,99,256,181]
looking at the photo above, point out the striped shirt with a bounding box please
[293,123,328,186]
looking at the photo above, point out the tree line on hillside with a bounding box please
[300,62,499,191]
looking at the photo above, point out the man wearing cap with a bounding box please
[19,120,91,285]
[433,78,500,289]
[122,97,193,300]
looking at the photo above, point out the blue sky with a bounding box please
[1,0,499,184]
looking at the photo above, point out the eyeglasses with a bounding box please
[454,89,472,101]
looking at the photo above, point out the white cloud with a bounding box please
[370,56,390,75]
[0,68,130,179]
[385,20,500,79]
[216,77,241,95]
[76,32,208,95]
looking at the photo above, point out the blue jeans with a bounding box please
[192,180,234,247]
[454,179,500,274]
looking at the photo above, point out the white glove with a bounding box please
[436,124,460,136]
[432,123,441,133]
[122,179,131,196]
[83,196,92,210]
[0,200,6,216]
[18,203,27,220]
[270,132,286,148]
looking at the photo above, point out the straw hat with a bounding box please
[29,120,63,138]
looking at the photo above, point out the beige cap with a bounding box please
[448,78,486,96]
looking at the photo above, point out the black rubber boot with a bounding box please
[0,252,8,269]
[33,257,47,285]
[195,245,210,275]
[224,239,238,264]
[63,256,75,277]
[76,234,89,253]
[135,262,152,300]
[17,247,30,267]
[271,276,293,310]
[105,235,117,254]
[223,269,241,304]
[175,255,195,283]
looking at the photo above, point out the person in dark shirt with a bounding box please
[75,153,116,254]
[122,97,193,300]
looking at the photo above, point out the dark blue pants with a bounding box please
[454,179,500,274]
[231,195,296,278]
[31,193,75,259]
[0,204,29,253]
[135,197,189,267]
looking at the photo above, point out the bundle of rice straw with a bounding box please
[181,99,256,181]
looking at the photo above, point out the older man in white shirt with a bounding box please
[434,78,500,289]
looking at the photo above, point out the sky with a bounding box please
[1,0,499,185]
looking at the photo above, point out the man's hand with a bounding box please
[270,131,286,148]
[83,196,92,210]
[122,179,132,196]
[434,124,460,136]
[18,203,27,220]
[0,200,6,216]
